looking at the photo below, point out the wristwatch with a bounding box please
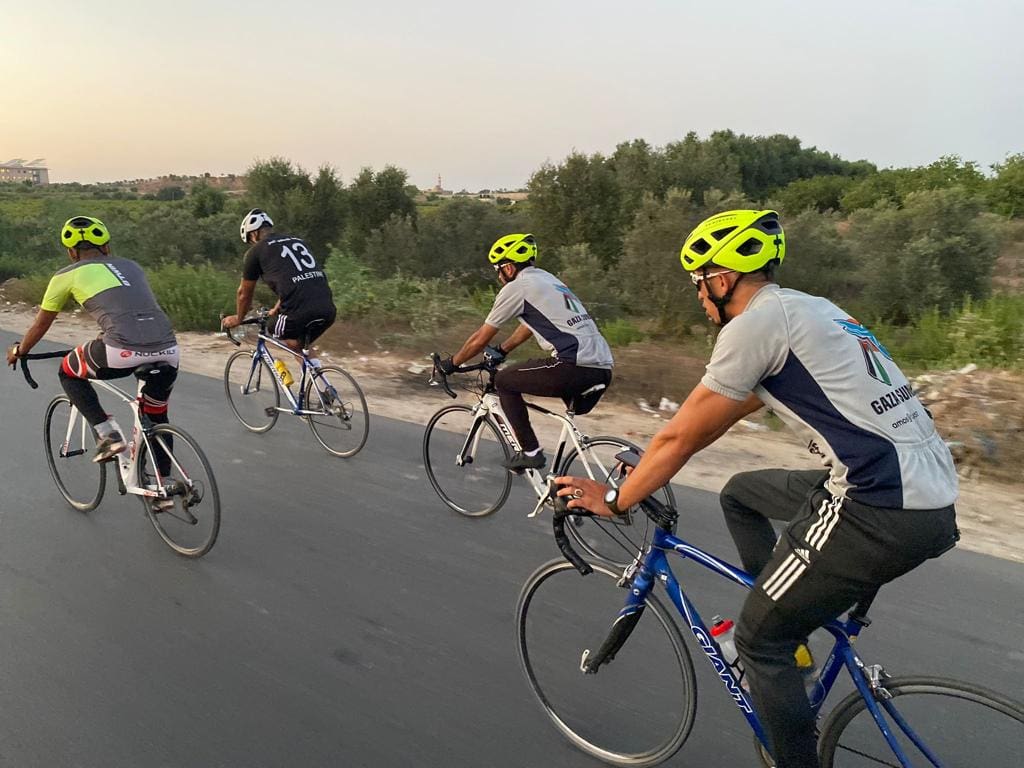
[603,487,624,517]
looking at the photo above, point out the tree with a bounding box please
[155,185,185,201]
[189,181,226,218]
[345,166,417,256]
[775,175,855,214]
[526,152,624,266]
[988,154,1024,217]
[844,188,999,323]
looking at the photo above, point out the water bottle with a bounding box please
[274,359,294,387]
[710,616,748,691]
[796,642,820,702]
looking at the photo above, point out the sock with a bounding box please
[95,418,118,439]
[524,447,542,457]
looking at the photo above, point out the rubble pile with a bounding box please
[914,365,1023,483]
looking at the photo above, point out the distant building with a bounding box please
[0,159,49,185]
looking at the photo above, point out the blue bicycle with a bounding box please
[223,310,369,457]
[516,458,1024,767]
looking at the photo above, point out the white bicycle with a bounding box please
[20,351,221,558]
[423,352,675,567]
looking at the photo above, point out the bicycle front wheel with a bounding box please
[517,559,696,767]
[819,676,1024,767]
[43,395,106,512]
[137,424,221,558]
[224,350,280,433]
[560,437,677,568]
[304,365,369,457]
[423,405,512,517]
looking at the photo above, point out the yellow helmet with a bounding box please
[680,210,784,273]
[61,216,111,249]
[488,233,537,264]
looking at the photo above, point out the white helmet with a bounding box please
[240,208,273,243]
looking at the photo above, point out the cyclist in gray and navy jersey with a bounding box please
[439,234,613,472]
[556,211,958,768]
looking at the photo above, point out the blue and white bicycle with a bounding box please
[516,455,1024,767]
[223,309,369,458]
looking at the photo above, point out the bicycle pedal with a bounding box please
[264,407,277,417]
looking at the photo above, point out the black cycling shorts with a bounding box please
[270,304,337,344]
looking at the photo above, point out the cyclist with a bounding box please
[439,233,614,471]
[6,216,181,505]
[556,210,959,768]
[221,209,336,368]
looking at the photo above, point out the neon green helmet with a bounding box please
[488,233,537,264]
[61,216,111,249]
[680,210,785,273]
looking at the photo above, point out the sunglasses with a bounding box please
[690,269,736,290]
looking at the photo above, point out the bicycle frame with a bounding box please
[459,392,609,518]
[619,526,927,766]
[58,378,189,502]
[242,333,323,416]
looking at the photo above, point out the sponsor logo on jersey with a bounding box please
[556,284,583,314]
[835,318,892,385]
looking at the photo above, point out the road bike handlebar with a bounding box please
[551,449,679,576]
[222,310,270,347]
[427,352,499,399]
[14,350,74,390]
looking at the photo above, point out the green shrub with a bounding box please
[147,263,242,331]
[599,318,646,347]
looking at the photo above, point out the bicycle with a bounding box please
[223,309,369,458]
[423,352,675,567]
[19,350,221,558]
[516,455,1024,767]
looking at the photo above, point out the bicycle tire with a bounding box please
[818,675,1024,767]
[304,365,370,458]
[137,423,221,558]
[423,404,512,517]
[43,395,106,512]
[559,436,677,568]
[516,559,697,767]
[223,349,279,433]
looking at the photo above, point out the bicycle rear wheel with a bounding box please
[304,365,369,457]
[517,559,696,767]
[224,350,280,433]
[43,395,106,512]
[423,405,512,517]
[819,676,1024,767]
[137,424,221,558]
[560,437,677,568]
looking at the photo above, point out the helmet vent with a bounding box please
[711,227,737,240]
[735,238,763,256]
[515,245,529,254]
[690,238,711,256]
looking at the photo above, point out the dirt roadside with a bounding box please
[2,304,1021,564]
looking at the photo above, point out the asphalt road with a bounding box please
[1,331,1022,767]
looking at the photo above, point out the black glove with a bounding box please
[438,356,457,375]
[483,345,506,364]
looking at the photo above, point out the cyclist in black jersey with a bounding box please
[221,209,337,359]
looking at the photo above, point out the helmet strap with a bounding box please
[708,272,745,326]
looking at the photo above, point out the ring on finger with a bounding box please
[572,487,584,498]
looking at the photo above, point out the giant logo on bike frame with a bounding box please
[835,318,893,386]
[692,625,754,714]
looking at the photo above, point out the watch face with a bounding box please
[604,488,618,504]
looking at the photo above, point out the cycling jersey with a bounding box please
[242,234,333,315]
[40,258,176,352]
[702,284,957,509]
[485,267,613,369]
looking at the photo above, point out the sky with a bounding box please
[2,0,1022,189]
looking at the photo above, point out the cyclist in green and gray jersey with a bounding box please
[7,217,179,478]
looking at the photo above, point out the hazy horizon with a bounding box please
[4,0,1021,190]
